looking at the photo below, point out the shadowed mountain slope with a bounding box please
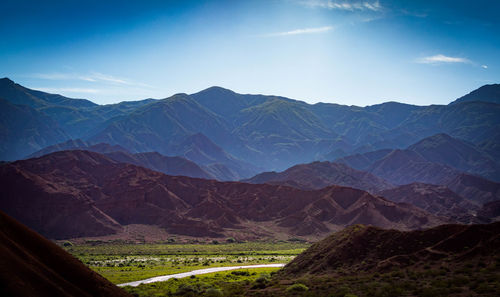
[0,98,69,161]
[377,183,484,224]
[281,222,500,277]
[451,83,500,105]
[243,161,393,193]
[0,150,445,240]
[478,200,500,221]
[0,210,130,297]
[407,133,500,181]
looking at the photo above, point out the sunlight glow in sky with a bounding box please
[0,0,499,105]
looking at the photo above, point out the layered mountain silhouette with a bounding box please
[333,134,500,205]
[243,161,393,193]
[0,210,130,297]
[1,78,499,174]
[337,133,500,183]
[0,150,445,240]
[28,139,240,180]
[377,183,485,224]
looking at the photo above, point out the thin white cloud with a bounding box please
[481,65,488,69]
[416,54,472,65]
[36,87,101,94]
[302,0,382,11]
[265,26,334,37]
[32,72,152,87]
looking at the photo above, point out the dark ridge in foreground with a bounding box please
[281,222,500,277]
[0,210,130,297]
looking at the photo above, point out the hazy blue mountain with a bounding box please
[451,84,500,105]
[0,99,69,160]
[89,93,232,152]
[408,133,500,181]
[336,133,500,183]
[1,79,499,173]
[0,77,96,108]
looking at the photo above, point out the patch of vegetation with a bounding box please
[286,283,309,292]
[64,242,308,284]
[123,267,279,297]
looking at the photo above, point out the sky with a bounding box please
[0,0,499,106]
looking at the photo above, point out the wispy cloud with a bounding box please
[36,87,101,94]
[31,72,152,87]
[265,26,334,37]
[416,54,472,65]
[301,0,382,11]
[481,65,488,69]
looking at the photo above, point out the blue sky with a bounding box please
[0,0,498,105]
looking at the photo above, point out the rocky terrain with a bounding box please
[0,210,130,297]
[0,150,445,240]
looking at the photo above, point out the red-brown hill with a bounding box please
[0,150,445,240]
[0,210,130,297]
[281,222,500,277]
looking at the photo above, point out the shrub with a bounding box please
[252,274,270,289]
[175,284,200,295]
[205,288,223,297]
[62,241,73,247]
[226,237,236,243]
[286,283,309,292]
[231,270,250,276]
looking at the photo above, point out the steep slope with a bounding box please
[368,149,461,185]
[451,83,500,105]
[243,161,393,192]
[408,133,500,181]
[0,151,444,240]
[0,98,69,161]
[281,222,500,277]
[0,77,96,108]
[446,173,500,204]
[377,183,483,224]
[0,210,130,297]
[478,200,500,221]
[89,93,232,152]
[105,151,215,180]
[334,148,393,171]
[170,133,257,179]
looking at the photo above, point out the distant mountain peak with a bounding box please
[199,86,236,94]
[0,77,14,84]
[451,83,500,105]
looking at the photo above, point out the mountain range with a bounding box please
[1,78,500,175]
[0,150,445,240]
[0,78,499,242]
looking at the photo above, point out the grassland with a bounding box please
[123,267,280,297]
[63,241,309,284]
[120,256,499,297]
